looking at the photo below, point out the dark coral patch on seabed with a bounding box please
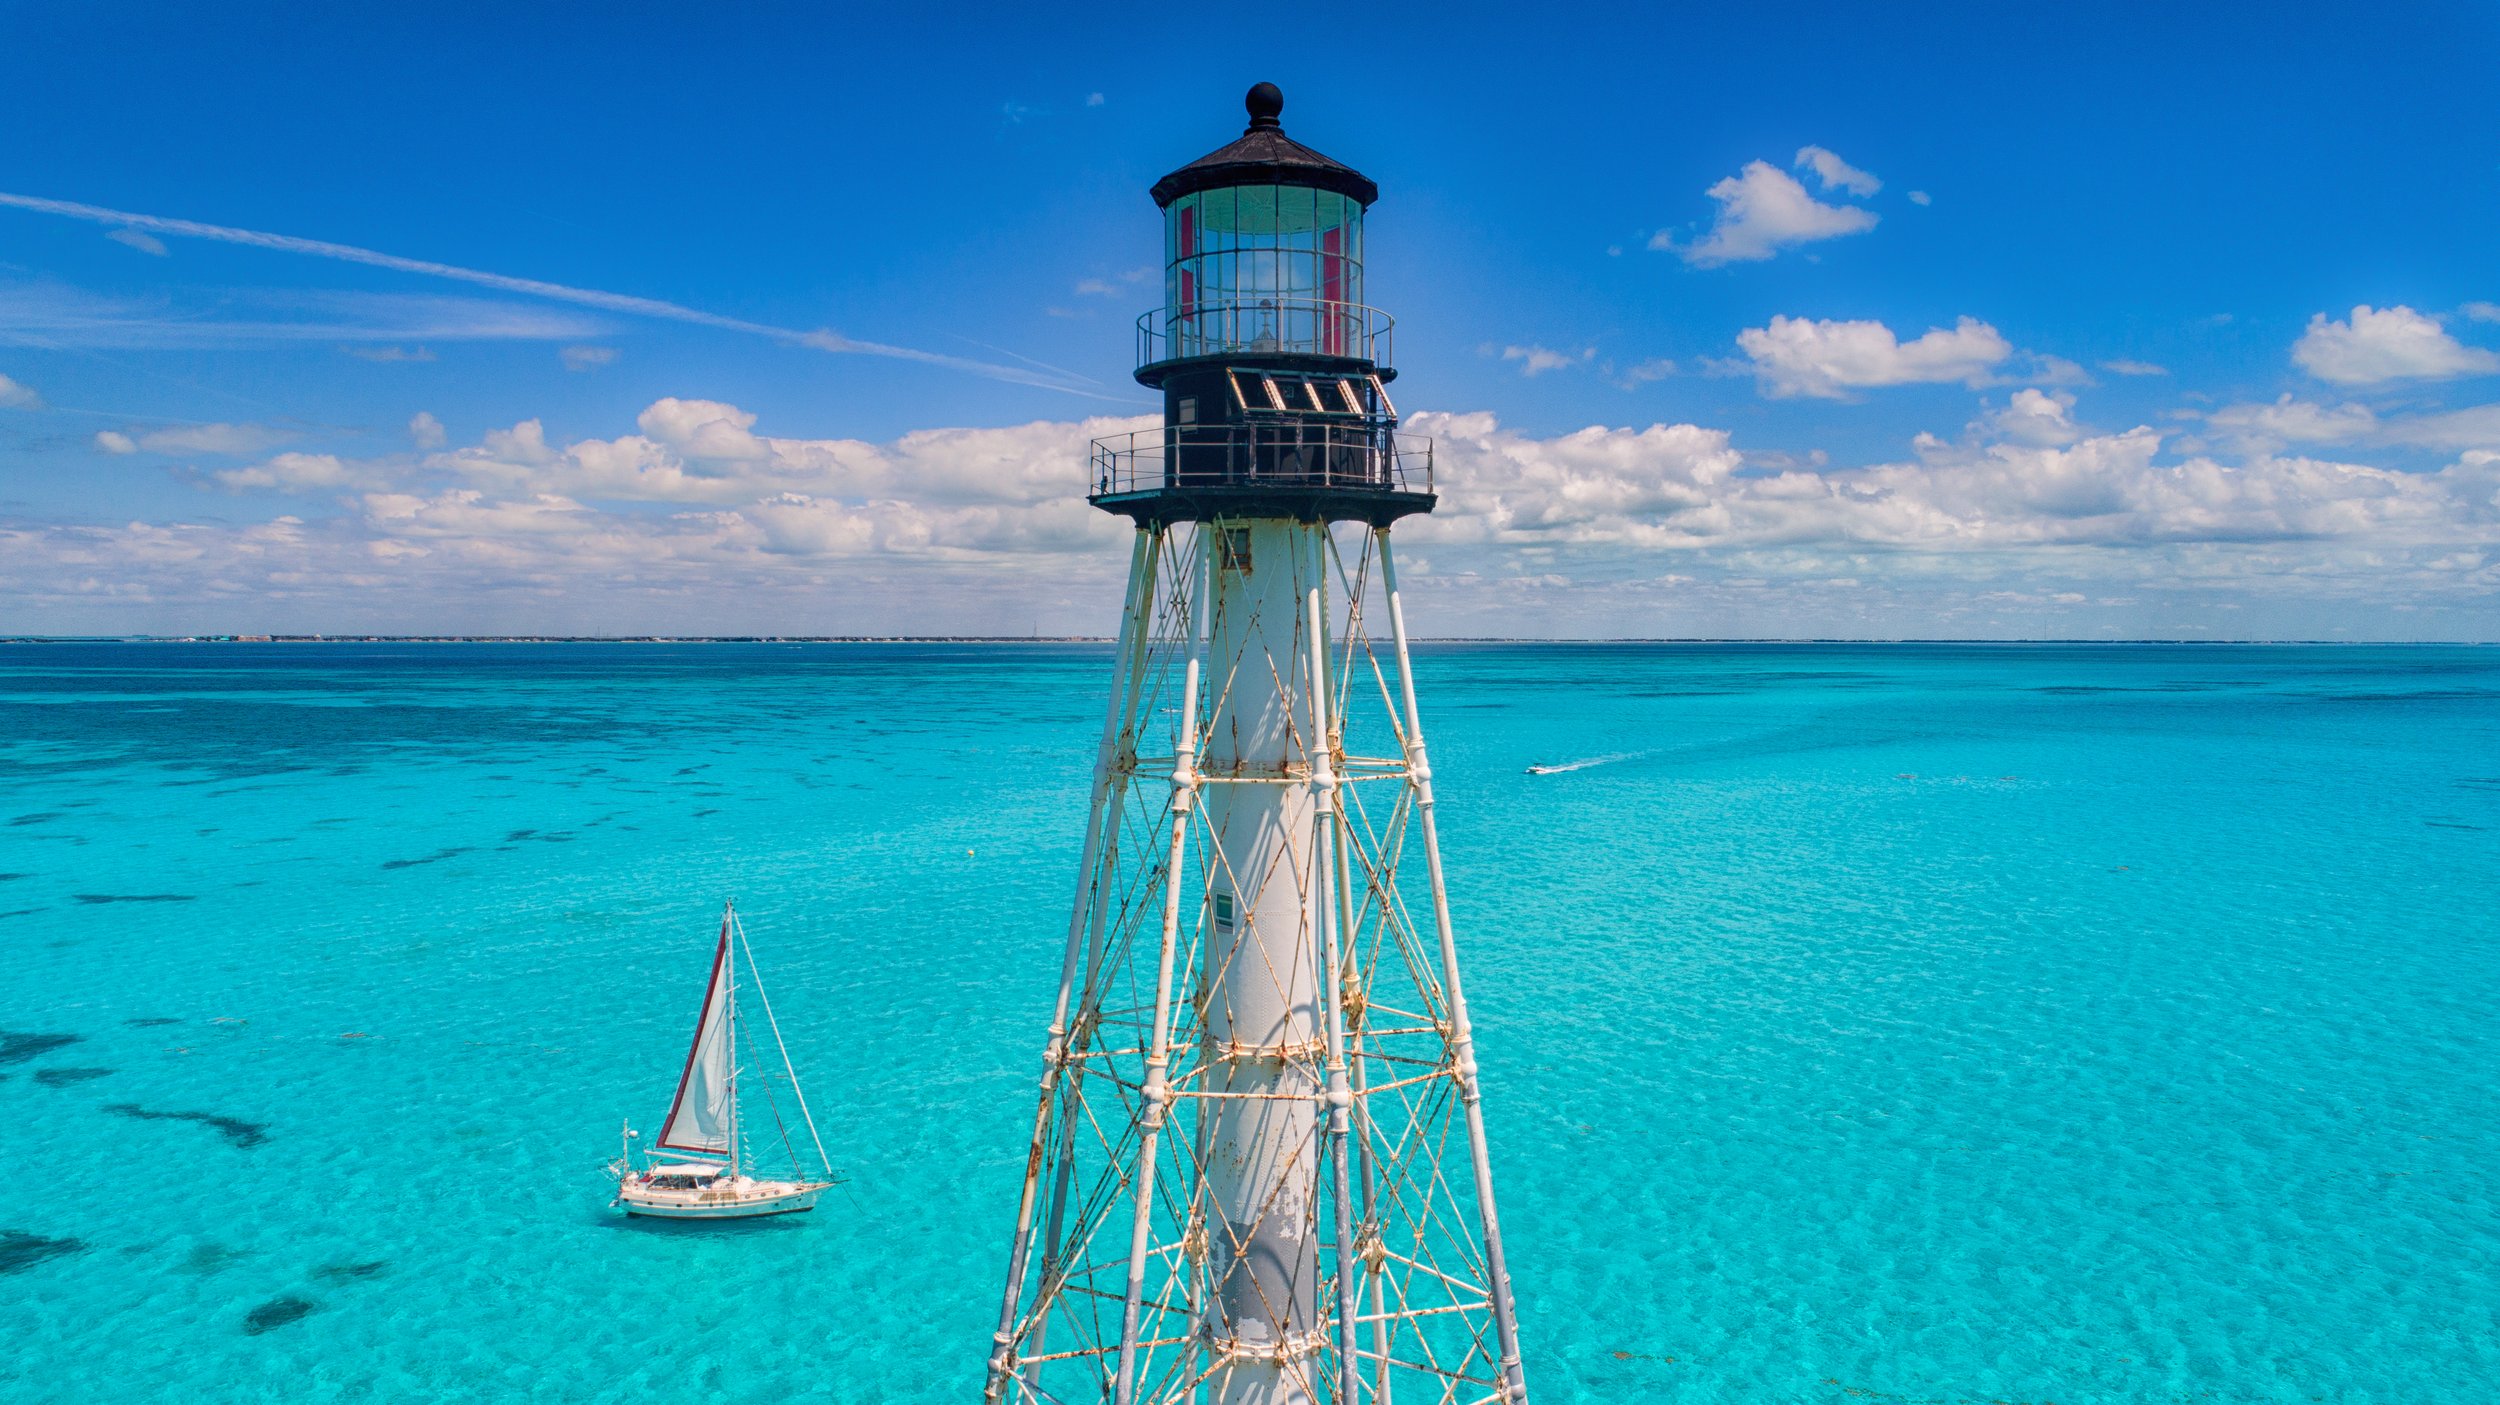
[242,1295,316,1334]
[380,847,472,870]
[0,1031,82,1064]
[0,1230,85,1275]
[104,1104,270,1149]
[181,1242,250,1275]
[315,1259,388,1281]
[33,1067,114,1086]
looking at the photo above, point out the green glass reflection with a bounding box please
[1277,185,1317,239]
[1161,182,1374,349]
[1200,188,1235,251]
[1233,185,1276,237]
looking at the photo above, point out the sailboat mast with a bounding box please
[726,901,741,1180]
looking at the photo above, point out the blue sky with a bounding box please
[4,2,2498,637]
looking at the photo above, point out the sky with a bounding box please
[3,1,2497,639]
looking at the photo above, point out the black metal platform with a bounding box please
[1089,482,1436,527]
[1087,423,1434,524]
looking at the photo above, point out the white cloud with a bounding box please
[1795,145,1880,197]
[2464,302,2500,324]
[134,422,299,455]
[2293,304,2500,384]
[13,398,2499,639]
[1403,411,2500,565]
[635,398,770,461]
[2025,354,2092,387]
[1500,345,1590,376]
[1735,315,2013,398]
[174,402,1137,572]
[1075,268,1153,298]
[2373,403,2500,452]
[0,281,606,350]
[2197,395,2500,455]
[562,345,618,371]
[213,452,362,492]
[1403,414,1740,544]
[1907,190,1932,207]
[411,399,1149,515]
[1085,92,1105,107]
[0,372,40,409]
[0,190,1106,396]
[106,228,169,256]
[348,345,436,363]
[1613,358,1677,388]
[408,412,446,450]
[87,421,300,455]
[2200,395,2378,451]
[1973,389,2081,446]
[1657,159,1878,266]
[2101,359,2168,377]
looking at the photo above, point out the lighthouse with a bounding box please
[984,84,1529,1405]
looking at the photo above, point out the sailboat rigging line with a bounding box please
[732,909,837,1182]
[740,1015,809,1179]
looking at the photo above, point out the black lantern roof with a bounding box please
[1149,82,1379,209]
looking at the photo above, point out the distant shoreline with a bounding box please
[1,635,2488,647]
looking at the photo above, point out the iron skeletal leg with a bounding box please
[985,520,1528,1405]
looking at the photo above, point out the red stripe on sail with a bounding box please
[654,915,731,1152]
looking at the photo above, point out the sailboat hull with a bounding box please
[616,1177,829,1219]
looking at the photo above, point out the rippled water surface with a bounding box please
[2,642,2493,1403]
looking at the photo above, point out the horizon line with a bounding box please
[2,635,2489,647]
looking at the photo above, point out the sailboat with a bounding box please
[610,900,836,1219]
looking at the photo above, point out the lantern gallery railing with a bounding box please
[1135,298,1394,369]
[1088,423,1432,499]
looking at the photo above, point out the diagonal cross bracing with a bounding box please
[985,521,1528,1405]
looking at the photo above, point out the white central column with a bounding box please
[1196,517,1324,1405]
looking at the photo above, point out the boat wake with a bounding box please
[1524,752,1638,776]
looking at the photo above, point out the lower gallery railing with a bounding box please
[1090,425,1433,498]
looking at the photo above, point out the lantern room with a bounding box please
[1093,83,1431,527]
[1138,82,1389,376]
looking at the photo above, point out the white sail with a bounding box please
[655,915,734,1156]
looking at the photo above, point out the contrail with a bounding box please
[0,190,1119,398]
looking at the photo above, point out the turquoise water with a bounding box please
[2,641,2494,1404]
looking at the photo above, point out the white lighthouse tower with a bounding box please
[983,83,1529,1405]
